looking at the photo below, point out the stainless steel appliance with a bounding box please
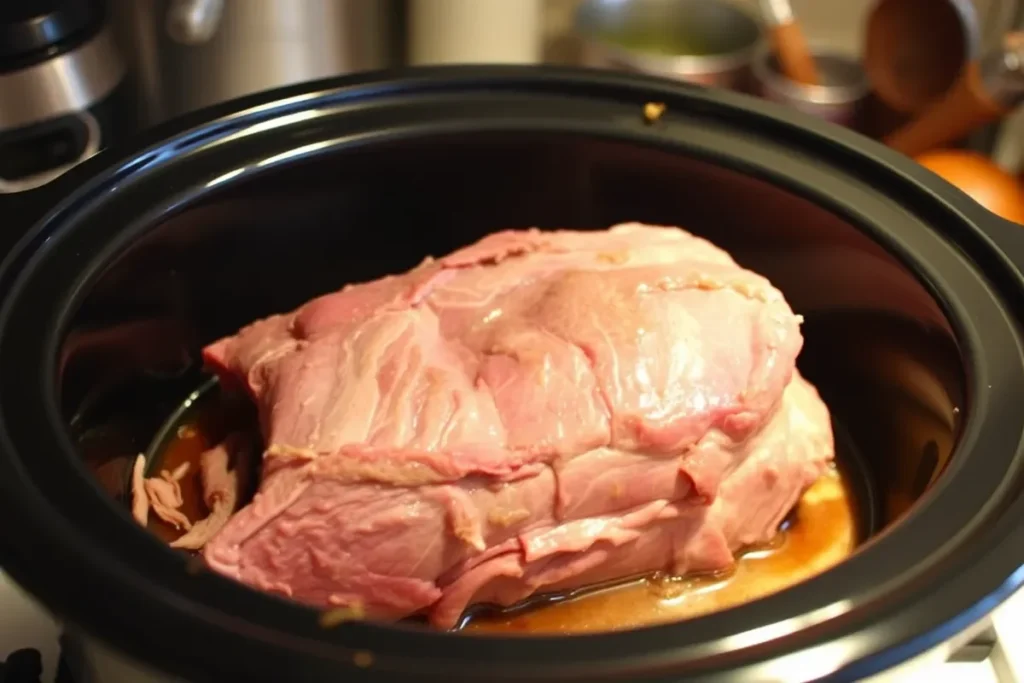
[107,0,400,126]
[0,0,129,194]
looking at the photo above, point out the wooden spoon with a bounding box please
[864,0,978,115]
[759,0,819,85]
[885,32,1024,157]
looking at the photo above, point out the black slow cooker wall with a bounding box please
[3,66,1024,683]
[63,130,963,540]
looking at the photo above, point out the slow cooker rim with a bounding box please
[0,65,1019,683]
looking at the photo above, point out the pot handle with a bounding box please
[980,213,1024,271]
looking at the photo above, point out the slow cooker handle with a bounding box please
[980,212,1024,271]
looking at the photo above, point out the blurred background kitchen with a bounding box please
[5,0,1024,219]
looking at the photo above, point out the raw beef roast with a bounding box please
[198,223,834,627]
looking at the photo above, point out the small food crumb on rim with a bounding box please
[318,602,366,628]
[643,102,666,124]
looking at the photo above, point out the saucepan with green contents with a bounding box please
[575,0,764,90]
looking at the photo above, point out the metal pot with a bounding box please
[106,0,400,126]
[0,0,132,194]
[1,66,1024,683]
[574,0,763,90]
[751,43,870,130]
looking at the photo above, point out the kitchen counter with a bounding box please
[2,569,1022,683]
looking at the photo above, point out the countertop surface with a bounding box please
[2,569,1022,683]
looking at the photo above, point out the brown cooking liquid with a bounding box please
[466,469,856,633]
[144,395,250,545]
[139,399,858,631]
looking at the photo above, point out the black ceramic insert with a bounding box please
[1,67,1024,683]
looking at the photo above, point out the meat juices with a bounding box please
[193,223,833,628]
[169,433,249,550]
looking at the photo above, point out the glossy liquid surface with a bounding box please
[466,468,856,633]
[137,392,858,633]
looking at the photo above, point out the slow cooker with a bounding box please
[0,0,131,195]
[1,66,1023,683]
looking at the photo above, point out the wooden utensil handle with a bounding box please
[884,62,1009,157]
[772,22,820,85]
